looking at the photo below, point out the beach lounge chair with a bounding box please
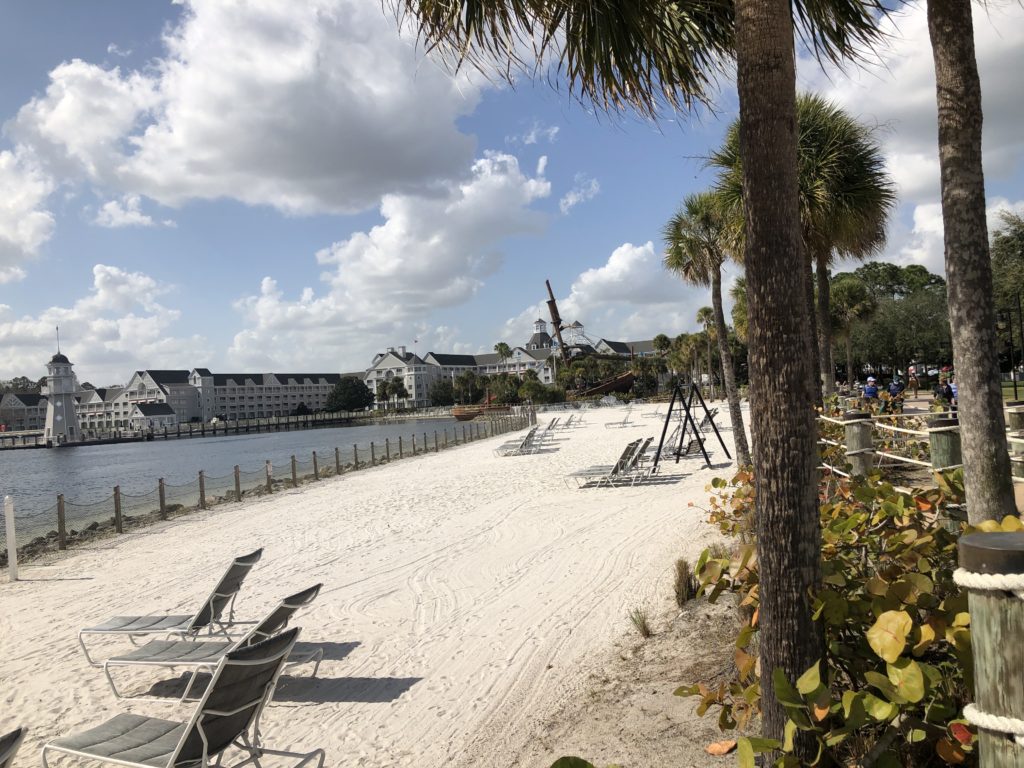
[102,584,323,701]
[43,628,325,768]
[699,408,719,430]
[0,727,25,768]
[494,426,538,456]
[78,549,263,667]
[567,440,641,488]
[604,409,634,429]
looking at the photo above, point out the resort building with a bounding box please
[188,370,353,421]
[76,387,129,432]
[129,402,179,430]
[0,392,47,432]
[594,339,658,357]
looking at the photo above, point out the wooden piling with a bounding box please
[158,479,167,519]
[434,431,439,452]
[199,471,207,509]
[291,455,298,487]
[928,418,962,471]
[234,465,242,501]
[843,411,874,477]
[353,444,359,470]
[113,486,123,533]
[312,451,319,480]
[265,461,273,493]
[335,447,341,474]
[371,442,376,466]
[57,494,67,550]
[958,532,1024,765]
[399,436,404,458]
[386,438,391,462]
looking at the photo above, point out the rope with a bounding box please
[875,451,933,468]
[953,567,1024,599]
[873,422,928,437]
[963,703,1024,746]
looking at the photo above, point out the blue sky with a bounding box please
[0,0,1021,384]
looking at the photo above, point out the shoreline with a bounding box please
[1,404,737,767]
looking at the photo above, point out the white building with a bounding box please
[0,392,47,432]
[43,352,81,445]
[129,402,179,430]
[77,387,129,432]
[189,370,351,421]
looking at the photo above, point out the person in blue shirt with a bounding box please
[888,377,906,398]
[863,376,879,399]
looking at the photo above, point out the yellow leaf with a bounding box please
[912,624,936,656]
[812,703,830,722]
[705,740,737,756]
[867,611,913,662]
[1001,516,1024,532]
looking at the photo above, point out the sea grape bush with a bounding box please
[678,468,1001,767]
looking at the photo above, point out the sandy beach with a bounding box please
[1,405,739,767]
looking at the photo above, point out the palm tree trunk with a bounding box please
[846,333,855,392]
[803,251,823,407]
[927,0,1015,522]
[706,335,715,400]
[816,252,835,396]
[713,270,751,465]
[735,0,823,756]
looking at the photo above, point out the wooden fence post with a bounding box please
[312,451,319,480]
[234,465,242,501]
[335,447,341,474]
[353,444,359,470]
[113,485,123,533]
[434,431,439,452]
[928,418,962,471]
[412,434,417,455]
[4,496,17,581]
[444,430,449,448]
[399,436,404,458]
[843,411,874,477]
[158,480,167,519]
[56,494,67,550]
[957,532,1024,765]
[371,442,376,466]
[386,438,391,462]
[199,471,207,509]
[291,455,298,487]
[266,461,273,493]
[424,432,428,451]
[462,425,467,443]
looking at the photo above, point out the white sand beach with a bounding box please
[1,405,739,767]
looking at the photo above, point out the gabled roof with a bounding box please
[213,373,266,386]
[598,339,632,355]
[142,370,191,386]
[133,402,176,416]
[192,368,213,376]
[95,387,125,402]
[3,392,46,407]
[522,348,553,361]
[526,331,552,348]
[369,351,425,369]
[275,373,343,385]
[426,353,478,367]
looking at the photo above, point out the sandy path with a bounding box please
[0,405,735,767]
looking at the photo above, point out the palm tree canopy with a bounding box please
[663,191,738,287]
[697,305,715,329]
[710,93,897,260]
[394,1,885,118]
[830,274,876,333]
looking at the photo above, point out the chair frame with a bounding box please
[0,727,25,768]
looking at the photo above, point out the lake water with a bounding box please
[0,417,464,522]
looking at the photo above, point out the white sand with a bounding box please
[0,405,736,767]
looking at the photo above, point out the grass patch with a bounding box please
[628,607,653,638]
[674,558,699,608]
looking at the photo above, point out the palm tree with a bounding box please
[696,306,717,400]
[393,1,884,751]
[830,275,875,388]
[652,333,671,358]
[494,342,513,372]
[730,277,748,344]
[926,0,1015,521]
[711,94,896,400]
[375,379,391,411]
[390,379,410,409]
[664,193,751,466]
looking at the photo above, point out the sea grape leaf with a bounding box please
[867,611,913,662]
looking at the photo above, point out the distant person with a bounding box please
[909,373,920,398]
[888,377,906,398]
[941,377,957,412]
[863,376,879,400]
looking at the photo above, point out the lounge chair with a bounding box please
[699,408,719,430]
[494,426,539,456]
[604,409,634,429]
[102,584,323,701]
[43,629,325,768]
[567,440,641,488]
[0,727,25,768]
[78,549,263,667]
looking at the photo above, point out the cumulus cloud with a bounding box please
[501,241,705,345]
[94,194,165,228]
[0,264,210,382]
[10,0,483,215]
[507,121,560,146]
[0,149,56,283]
[228,151,551,369]
[558,174,600,214]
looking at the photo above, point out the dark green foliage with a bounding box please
[428,379,456,407]
[325,377,374,412]
[991,210,1024,311]
[291,402,312,416]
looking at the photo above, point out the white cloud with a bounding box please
[0,264,210,382]
[558,174,600,214]
[228,151,551,369]
[10,0,484,215]
[94,194,161,228]
[507,121,560,146]
[0,149,56,283]
[501,241,704,344]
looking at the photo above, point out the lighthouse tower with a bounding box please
[44,351,81,446]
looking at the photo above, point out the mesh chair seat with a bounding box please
[0,727,26,768]
[47,714,193,768]
[83,616,195,635]
[108,639,232,666]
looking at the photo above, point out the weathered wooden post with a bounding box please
[424,431,428,451]
[462,425,467,443]
[444,429,449,448]
[956,532,1024,765]
[370,442,376,466]
[353,444,359,470]
[198,471,207,509]
[412,434,417,455]
[265,461,273,493]
[335,447,341,474]
[312,451,319,480]
[385,438,391,462]
[4,496,18,581]
[843,411,874,477]
[234,465,242,501]
[928,417,962,471]
[56,494,67,549]
[399,436,404,458]
[291,455,298,487]
[158,480,167,519]
[113,485,123,533]
[434,431,439,452]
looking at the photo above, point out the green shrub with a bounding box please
[628,607,653,638]
[679,468,985,766]
[674,557,699,608]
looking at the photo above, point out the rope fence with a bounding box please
[2,410,535,573]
